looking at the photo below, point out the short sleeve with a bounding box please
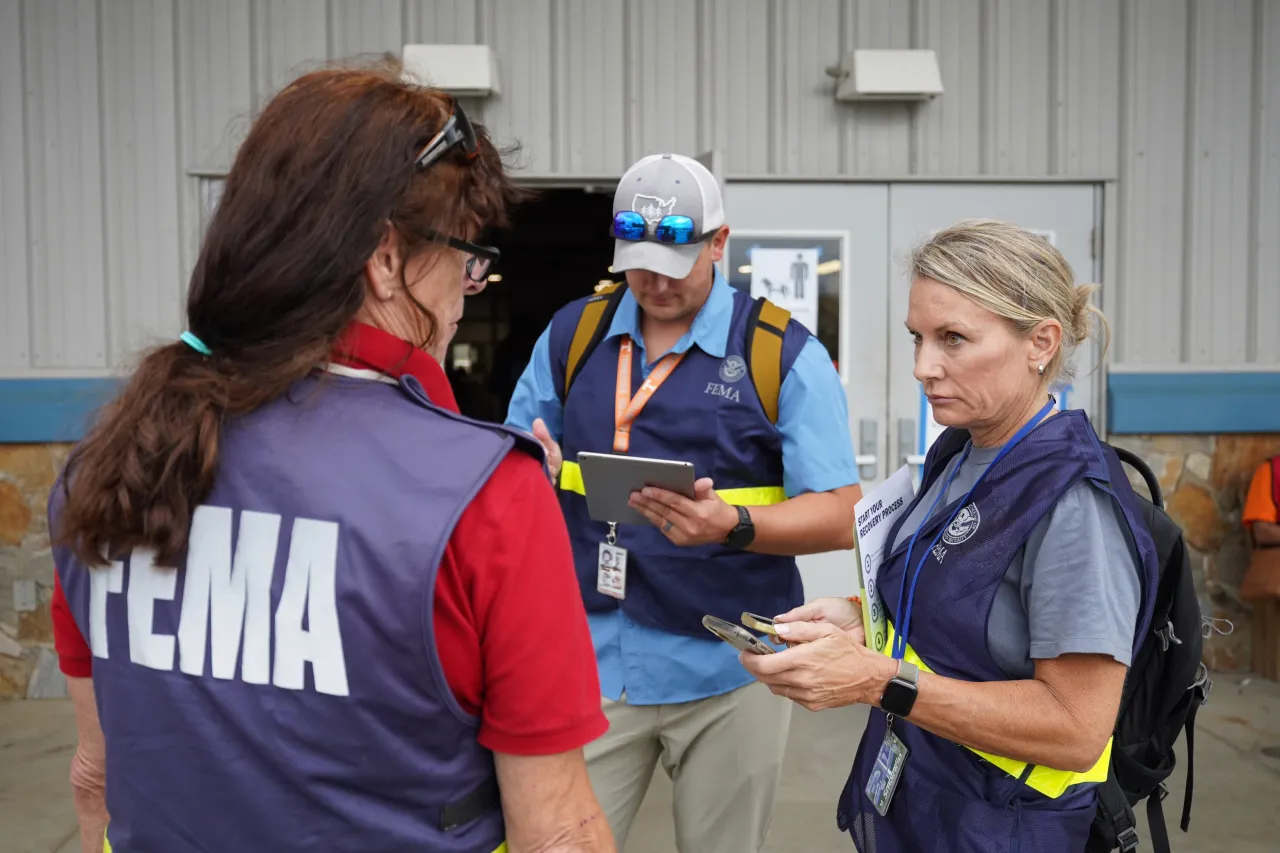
[443,449,607,756]
[775,336,860,496]
[1243,462,1278,525]
[1022,481,1143,666]
[51,572,93,677]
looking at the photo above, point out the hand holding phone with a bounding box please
[702,615,776,655]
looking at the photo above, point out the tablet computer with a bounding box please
[577,451,696,525]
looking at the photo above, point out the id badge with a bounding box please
[864,725,909,816]
[597,543,627,599]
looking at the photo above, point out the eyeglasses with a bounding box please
[414,101,478,172]
[419,228,500,283]
[610,211,717,246]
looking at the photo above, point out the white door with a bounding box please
[722,183,889,600]
[886,184,1102,481]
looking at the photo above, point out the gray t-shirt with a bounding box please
[892,442,1142,680]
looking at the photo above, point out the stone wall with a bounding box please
[0,444,72,699]
[2,434,1278,697]
[1109,434,1280,672]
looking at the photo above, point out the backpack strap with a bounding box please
[1095,772,1141,852]
[563,282,628,399]
[744,297,791,424]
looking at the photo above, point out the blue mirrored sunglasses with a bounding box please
[611,211,716,245]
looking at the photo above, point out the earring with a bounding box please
[1037,364,1045,376]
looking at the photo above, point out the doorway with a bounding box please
[446,186,616,422]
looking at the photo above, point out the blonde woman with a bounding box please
[741,221,1158,852]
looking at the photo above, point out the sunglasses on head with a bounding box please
[414,101,478,172]
[610,211,717,246]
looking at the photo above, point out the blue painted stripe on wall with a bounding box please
[0,379,121,443]
[1108,372,1280,434]
[3,372,1278,443]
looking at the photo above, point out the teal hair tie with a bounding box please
[180,331,212,356]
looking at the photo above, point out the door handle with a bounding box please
[857,418,878,480]
[897,417,918,468]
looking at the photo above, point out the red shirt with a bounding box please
[51,323,606,756]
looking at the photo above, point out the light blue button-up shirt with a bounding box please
[505,270,859,704]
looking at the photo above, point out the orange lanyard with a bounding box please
[614,338,686,452]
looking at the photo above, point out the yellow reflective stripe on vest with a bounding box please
[883,622,1111,799]
[106,833,507,853]
[557,460,785,506]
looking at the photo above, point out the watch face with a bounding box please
[881,678,918,716]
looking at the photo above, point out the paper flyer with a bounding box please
[853,464,916,654]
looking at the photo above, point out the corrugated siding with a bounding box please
[0,0,1277,372]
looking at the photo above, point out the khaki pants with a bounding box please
[585,681,792,853]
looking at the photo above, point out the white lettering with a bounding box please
[931,542,947,564]
[127,549,176,670]
[89,561,124,659]
[273,519,349,697]
[178,507,280,682]
[703,382,742,403]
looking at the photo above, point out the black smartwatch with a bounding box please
[879,660,919,717]
[723,505,755,549]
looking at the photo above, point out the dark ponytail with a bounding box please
[55,60,521,567]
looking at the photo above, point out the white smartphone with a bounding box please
[702,615,776,655]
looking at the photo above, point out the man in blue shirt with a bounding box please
[505,153,860,853]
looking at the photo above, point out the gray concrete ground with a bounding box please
[3,673,1277,853]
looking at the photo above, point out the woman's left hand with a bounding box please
[738,620,896,712]
[628,478,739,547]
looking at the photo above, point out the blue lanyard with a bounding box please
[891,398,1057,661]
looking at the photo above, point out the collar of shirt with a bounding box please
[605,265,735,360]
[330,321,460,414]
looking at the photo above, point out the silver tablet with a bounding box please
[577,451,696,525]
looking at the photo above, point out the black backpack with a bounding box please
[1087,445,1212,853]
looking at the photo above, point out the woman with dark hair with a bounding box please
[48,62,614,853]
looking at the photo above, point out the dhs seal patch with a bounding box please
[719,355,747,384]
[942,503,981,545]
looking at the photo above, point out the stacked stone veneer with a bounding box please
[0,444,72,699]
[3,435,1278,697]
[1108,434,1280,673]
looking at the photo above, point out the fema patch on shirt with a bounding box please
[942,503,981,545]
[719,355,747,384]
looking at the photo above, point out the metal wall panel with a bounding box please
[1256,0,1280,363]
[2,0,1278,375]
[914,0,983,175]
[1116,0,1191,365]
[330,0,404,58]
[479,0,553,173]
[775,0,843,175]
[1054,0,1121,177]
[101,0,184,366]
[23,0,108,369]
[0,1,31,370]
[1186,0,1256,364]
[408,0,480,44]
[255,0,330,104]
[709,0,772,175]
[556,0,627,176]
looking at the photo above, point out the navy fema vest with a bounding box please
[839,410,1158,853]
[549,286,810,638]
[51,373,538,853]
